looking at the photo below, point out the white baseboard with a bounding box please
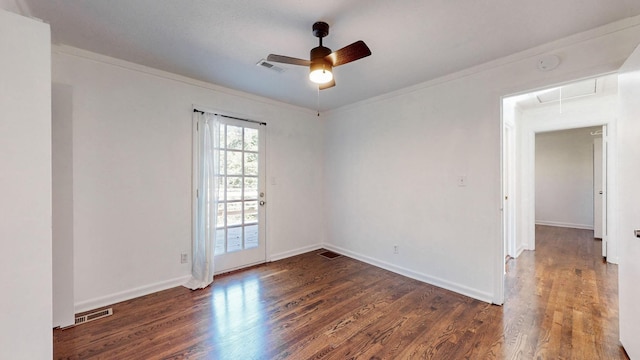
[74,275,191,314]
[75,242,495,313]
[514,244,526,258]
[322,244,494,304]
[75,244,325,313]
[269,243,323,262]
[535,220,593,230]
[507,245,526,259]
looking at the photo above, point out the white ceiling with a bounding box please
[22,0,640,111]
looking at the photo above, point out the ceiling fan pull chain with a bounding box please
[317,87,320,116]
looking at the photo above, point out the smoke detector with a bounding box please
[537,54,561,71]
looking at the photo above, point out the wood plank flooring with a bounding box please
[54,225,628,359]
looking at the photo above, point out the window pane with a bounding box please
[210,124,263,257]
[244,201,258,224]
[226,177,242,201]
[217,150,225,175]
[226,151,242,175]
[226,125,243,150]
[244,152,258,176]
[216,203,225,228]
[227,202,242,226]
[227,227,242,252]
[244,177,258,200]
[245,225,258,249]
[216,177,225,202]
[214,228,225,255]
[244,128,258,151]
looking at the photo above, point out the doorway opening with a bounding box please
[534,126,604,236]
[502,73,618,267]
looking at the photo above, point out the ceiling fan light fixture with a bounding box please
[267,21,370,90]
[309,62,333,84]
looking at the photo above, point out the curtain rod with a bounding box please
[193,109,266,126]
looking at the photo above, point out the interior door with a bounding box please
[593,125,609,257]
[617,43,640,359]
[593,136,603,240]
[213,118,266,273]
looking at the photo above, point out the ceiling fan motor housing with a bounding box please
[312,21,329,38]
[310,46,332,73]
[310,46,331,62]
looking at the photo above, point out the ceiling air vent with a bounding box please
[256,59,285,73]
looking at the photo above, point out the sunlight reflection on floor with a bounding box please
[211,275,267,359]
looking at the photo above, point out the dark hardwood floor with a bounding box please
[54,225,627,359]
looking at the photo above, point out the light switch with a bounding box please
[457,175,467,187]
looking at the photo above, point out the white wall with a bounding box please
[0,9,52,359]
[52,83,76,327]
[52,46,324,312]
[323,19,640,304]
[535,127,601,229]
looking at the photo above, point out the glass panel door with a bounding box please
[212,118,266,273]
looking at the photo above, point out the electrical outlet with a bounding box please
[180,253,188,264]
[393,245,399,254]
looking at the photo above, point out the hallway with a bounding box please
[503,225,625,358]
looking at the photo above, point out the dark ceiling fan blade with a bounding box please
[319,78,336,90]
[267,54,311,66]
[325,40,371,67]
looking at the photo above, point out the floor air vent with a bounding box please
[318,250,342,259]
[75,308,113,325]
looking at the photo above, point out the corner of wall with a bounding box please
[74,275,191,314]
[269,244,324,262]
[322,244,495,304]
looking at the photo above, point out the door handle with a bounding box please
[635,230,640,238]
[599,191,603,194]
[259,200,266,206]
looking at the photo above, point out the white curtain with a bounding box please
[185,111,219,290]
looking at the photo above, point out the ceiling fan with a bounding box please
[267,21,372,90]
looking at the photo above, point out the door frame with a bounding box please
[518,118,616,261]
[503,120,517,260]
[499,74,620,302]
[191,106,268,275]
